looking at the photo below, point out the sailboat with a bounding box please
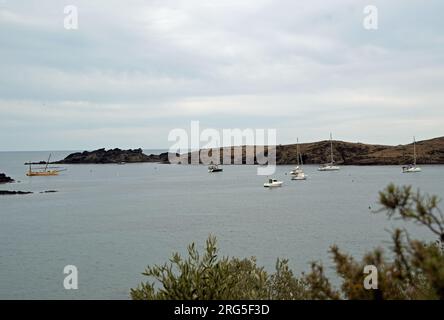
[290,138,307,180]
[318,133,340,171]
[26,154,64,176]
[402,137,422,173]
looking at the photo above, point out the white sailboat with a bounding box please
[318,133,340,171]
[402,137,422,173]
[291,138,307,180]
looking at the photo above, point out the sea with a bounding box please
[0,150,443,299]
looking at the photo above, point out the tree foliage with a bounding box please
[131,184,444,300]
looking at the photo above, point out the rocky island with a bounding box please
[55,148,173,164]
[0,173,14,184]
[0,190,32,195]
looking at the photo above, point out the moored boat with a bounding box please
[26,154,64,176]
[402,137,421,173]
[318,133,340,171]
[291,172,307,180]
[290,166,303,175]
[402,165,422,173]
[208,164,223,173]
[318,163,340,171]
[264,179,283,188]
[290,138,307,180]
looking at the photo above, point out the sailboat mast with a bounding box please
[413,136,417,166]
[330,133,334,164]
[296,138,300,166]
[300,146,303,166]
[44,154,51,172]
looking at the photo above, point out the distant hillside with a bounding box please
[276,136,444,165]
[180,136,444,165]
[54,137,444,165]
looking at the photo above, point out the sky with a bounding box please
[0,0,443,151]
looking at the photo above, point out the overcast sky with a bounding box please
[1,0,443,151]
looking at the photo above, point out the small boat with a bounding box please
[318,163,340,171]
[290,138,307,180]
[402,137,421,173]
[208,164,223,173]
[264,179,283,188]
[291,172,307,181]
[290,166,303,175]
[26,154,64,176]
[318,133,340,171]
[402,165,422,173]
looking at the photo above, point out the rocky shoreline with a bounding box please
[0,190,32,195]
[0,173,14,183]
[0,190,57,195]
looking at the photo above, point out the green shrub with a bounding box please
[131,184,444,300]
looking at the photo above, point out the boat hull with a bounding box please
[264,182,283,187]
[26,171,59,176]
[290,166,303,175]
[318,166,340,171]
[402,167,422,173]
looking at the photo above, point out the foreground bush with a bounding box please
[131,184,444,300]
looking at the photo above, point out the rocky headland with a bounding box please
[53,137,444,166]
[0,173,14,183]
[55,148,173,164]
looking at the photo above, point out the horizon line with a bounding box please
[1,135,443,153]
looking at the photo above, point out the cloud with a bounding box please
[0,0,443,150]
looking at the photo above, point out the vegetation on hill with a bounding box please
[276,136,444,165]
[131,184,444,300]
[54,137,444,165]
[179,136,444,165]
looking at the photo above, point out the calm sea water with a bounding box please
[1,151,443,299]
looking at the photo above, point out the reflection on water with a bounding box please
[1,151,443,299]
